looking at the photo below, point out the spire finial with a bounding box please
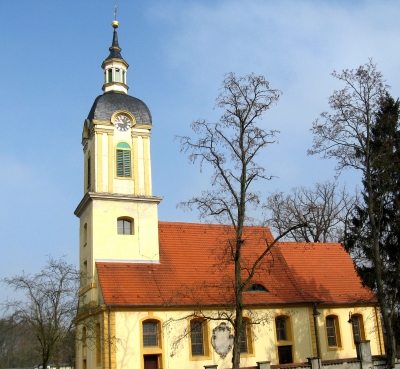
[112,2,119,28]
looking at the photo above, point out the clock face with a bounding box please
[114,115,132,131]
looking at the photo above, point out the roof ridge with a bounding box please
[158,221,274,229]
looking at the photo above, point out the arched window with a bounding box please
[276,316,288,341]
[82,325,87,369]
[275,315,293,364]
[239,317,254,355]
[143,320,160,347]
[189,318,210,359]
[122,70,126,84]
[107,69,112,83]
[117,217,133,235]
[96,323,101,364]
[141,318,163,369]
[326,315,342,347]
[82,326,87,347]
[116,142,131,177]
[351,314,365,344]
[190,319,205,356]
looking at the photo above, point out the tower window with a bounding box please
[122,70,125,84]
[116,142,131,177]
[108,69,112,83]
[87,156,91,188]
[83,223,87,246]
[115,69,121,82]
[83,260,88,280]
[117,218,133,235]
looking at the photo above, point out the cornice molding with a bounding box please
[135,124,152,130]
[74,192,163,217]
[92,119,112,126]
[131,131,151,138]
[102,81,129,92]
[94,127,114,135]
[101,58,129,69]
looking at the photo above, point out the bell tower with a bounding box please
[75,20,162,296]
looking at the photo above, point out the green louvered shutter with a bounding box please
[123,150,131,176]
[116,149,131,177]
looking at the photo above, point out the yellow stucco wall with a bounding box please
[315,306,383,360]
[87,124,152,197]
[91,198,160,262]
[79,198,160,284]
[91,305,382,369]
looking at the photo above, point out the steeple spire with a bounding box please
[105,21,125,62]
[101,19,129,94]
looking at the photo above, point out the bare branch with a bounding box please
[1,256,80,369]
[265,181,357,243]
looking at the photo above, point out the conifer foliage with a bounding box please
[309,60,400,367]
[346,93,400,363]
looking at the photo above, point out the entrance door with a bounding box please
[144,355,158,369]
[278,345,293,364]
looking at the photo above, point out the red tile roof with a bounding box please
[96,222,375,307]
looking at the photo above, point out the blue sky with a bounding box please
[1,0,400,298]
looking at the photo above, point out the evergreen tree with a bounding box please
[346,93,400,361]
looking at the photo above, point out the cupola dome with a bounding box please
[87,92,152,126]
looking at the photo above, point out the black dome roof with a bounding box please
[87,92,152,125]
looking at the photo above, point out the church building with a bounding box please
[74,19,385,369]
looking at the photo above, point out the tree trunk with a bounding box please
[232,237,243,369]
[367,171,396,368]
[376,267,396,368]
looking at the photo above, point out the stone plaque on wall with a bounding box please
[211,322,234,358]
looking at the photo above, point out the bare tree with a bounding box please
[178,73,305,369]
[265,181,357,243]
[308,60,397,367]
[2,256,79,369]
[0,318,40,369]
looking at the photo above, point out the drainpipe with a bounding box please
[108,306,112,369]
[313,303,322,369]
[374,306,383,355]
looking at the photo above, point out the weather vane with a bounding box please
[114,2,118,20]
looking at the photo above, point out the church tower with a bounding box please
[75,20,162,296]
